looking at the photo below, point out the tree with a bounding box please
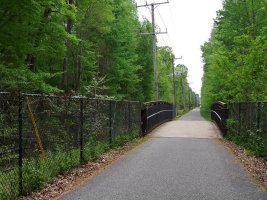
[201,0,267,111]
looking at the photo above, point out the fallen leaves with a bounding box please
[221,139,267,191]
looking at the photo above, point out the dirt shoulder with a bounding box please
[221,138,267,192]
[17,136,150,200]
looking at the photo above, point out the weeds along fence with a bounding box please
[227,102,267,158]
[0,92,142,199]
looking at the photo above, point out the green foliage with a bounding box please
[0,130,139,199]
[157,47,174,102]
[226,118,267,159]
[136,20,154,101]
[201,0,267,111]
[0,170,18,200]
[0,0,195,102]
[156,47,197,110]
[110,132,139,148]
[0,0,68,92]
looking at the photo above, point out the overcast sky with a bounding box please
[135,0,223,95]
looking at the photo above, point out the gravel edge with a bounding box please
[220,138,267,192]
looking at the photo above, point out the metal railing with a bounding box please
[0,93,142,199]
[141,101,175,134]
[211,101,229,135]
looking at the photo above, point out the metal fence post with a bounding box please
[257,102,261,131]
[128,103,131,133]
[238,103,241,134]
[18,94,23,195]
[109,100,112,144]
[80,99,84,163]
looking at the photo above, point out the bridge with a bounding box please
[1,95,266,200]
[60,106,267,200]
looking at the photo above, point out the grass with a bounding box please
[176,109,187,118]
[200,108,211,121]
[0,131,142,200]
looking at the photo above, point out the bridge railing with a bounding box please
[141,101,175,134]
[211,101,229,135]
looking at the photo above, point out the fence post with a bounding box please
[257,102,261,131]
[18,94,23,195]
[80,99,84,163]
[141,102,143,135]
[109,100,112,144]
[238,103,241,135]
[128,103,131,133]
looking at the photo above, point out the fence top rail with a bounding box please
[0,92,141,104]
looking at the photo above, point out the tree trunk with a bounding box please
[61,0,74,92]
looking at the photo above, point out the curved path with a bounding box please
[60,108,267,200]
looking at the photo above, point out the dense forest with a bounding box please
[201,0,267,111]
[0,0,195,106]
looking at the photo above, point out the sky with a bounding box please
[135,0,223,95]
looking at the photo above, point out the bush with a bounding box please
[226,118,267,159]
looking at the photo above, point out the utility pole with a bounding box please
[137,1,169,100]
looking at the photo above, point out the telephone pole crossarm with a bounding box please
[137,1,169,8]
[140,30,167,35]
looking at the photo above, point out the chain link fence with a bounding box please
[227,102,267,157]
[0,93,19,199]
[0,93,142,199]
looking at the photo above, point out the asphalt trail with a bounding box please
[60,108,267,200]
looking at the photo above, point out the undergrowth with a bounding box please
[225,118,267,160]
[0,132,139,200]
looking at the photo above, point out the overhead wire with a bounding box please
[138,0,169,47]
[154,1,172,47]
[168,0,178,36]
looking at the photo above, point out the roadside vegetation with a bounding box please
[0,133,139,200]
[201,0,267,113]
[201,0,267,161]
[0,1,198,199]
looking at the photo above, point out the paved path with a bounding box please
[60,108,267,200]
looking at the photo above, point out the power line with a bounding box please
[168,1,178,36]
[160,33,167,46]
[152,0,172,47]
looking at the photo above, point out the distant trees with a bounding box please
[156,47,196,110]
[201,0,267,111]
[0,0,195,104]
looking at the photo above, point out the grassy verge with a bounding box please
[176,109,187,118]
[200,108,211,121]
[0,132,141,200]
[17,134,151,200]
